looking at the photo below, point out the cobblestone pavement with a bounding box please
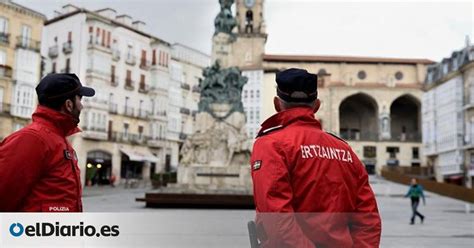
[83,176,474,247]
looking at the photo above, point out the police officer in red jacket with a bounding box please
[250,68,381,247]
[0,73,95,212]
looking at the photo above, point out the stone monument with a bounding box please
[163,0,252,195]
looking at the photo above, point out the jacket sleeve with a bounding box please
[251,137,315,248]
[349,151,382,247]
[0,131,48,211]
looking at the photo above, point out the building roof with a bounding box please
[0,0,46,20]
[263,54,435,65]
[44,8,170,46]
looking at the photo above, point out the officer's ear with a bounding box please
[274,96,282,112]
[313,99,321,113]
[64,98,74,113]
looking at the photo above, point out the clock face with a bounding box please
[244,0,256,8]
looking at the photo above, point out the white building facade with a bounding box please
[42,5,208,186]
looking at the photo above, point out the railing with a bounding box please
[0,65,13,78]
[339,130,422,142]
[180,107,191,115]
[181,83,191,90]
[109,103,118,114]
[110,75,119,86]
[138,83,149,93]
[124,79,135,90]
[0,32,9,45]
[87,37,111,52]
[124,106,135,117]
[192,85,200,93]
[109,131,150,145]
[112,49,120,61]
[139,59,151,70]
[0,102,11,115]
[16,36,41,52]
[48,45,59,58]
[137,109,150,119]
[62,41,73,54]
[125,54,136,65]
[82,126,107,132]
[340,130,379,141]
[154,110,167,117]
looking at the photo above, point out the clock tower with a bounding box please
[231,0,267,69]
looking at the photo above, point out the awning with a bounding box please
[120,148,159,163]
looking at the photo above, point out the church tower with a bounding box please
[231,0,267,69]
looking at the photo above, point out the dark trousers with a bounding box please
[410,197,424,223]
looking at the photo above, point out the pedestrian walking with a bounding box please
[250,68,381,247]
[0,73,95,212]
[405,178,426,224]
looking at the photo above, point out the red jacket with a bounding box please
[0,106,83,212]
[251,107,381,247]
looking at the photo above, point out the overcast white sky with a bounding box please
[15,0,474,61]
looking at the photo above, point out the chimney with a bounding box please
[96,8,117,19]
[62,4,80,14]
[116,14,132,26]
[132,20,146,32]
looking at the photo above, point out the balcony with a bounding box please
[0,32,9,46]
[48,45,59,58]
[87,37,111,54]
[137,109,150,119]
[192,85,200,93]
[125,54,136,66]
[179,132,188,140]
[0,65,13,78]
[124,106,135,117]
[340,130,378,141]
[139,59,151,70]
[112,49,120,61]
[181,83,191,91]
[111,75,119,87]
[62,41,73,54]
[138,83,149,93]
[16,36,41,52]
[109,132,149,145]
[0,102,11,115]
[147,135,166,148]
[124,79,135,91]
[389,132,422,142]
[109,103,118,114]
[81,126,108,141]
[180,107,191,115]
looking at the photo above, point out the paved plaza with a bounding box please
[83,177,474,247]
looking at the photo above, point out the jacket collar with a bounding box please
[257,107,321,137]
[32,105,81,137]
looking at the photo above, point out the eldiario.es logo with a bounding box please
[9,222,119,237]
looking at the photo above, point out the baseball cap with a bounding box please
[276,68,318,103]
[36,73,95,104]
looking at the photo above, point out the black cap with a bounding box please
[276,68,318,103]
[36,73,95,104]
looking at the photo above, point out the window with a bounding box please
[101,29,106,46]
[0,50,6,65]
[0,17,8,33]
[52,62,56,73]
[357,70,366,80]
[67,31,72,42]
[123,123,129,138]
[386,147,399,159]
[126,70,132,86]
[141,50,146,65]
[65,58,70,73]
[138,125,144,139]
[21,25,31,47]
[140,74,145,89]
[363,146,376,158]
[111,65,116,83]
[152,49,156,65]
[395,71,403,80]
[256,90,260,98]
[412,147,419,159]
[107,31,111,48]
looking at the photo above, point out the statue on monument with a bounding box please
[214,0,237,36]
[180,60,249,167]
